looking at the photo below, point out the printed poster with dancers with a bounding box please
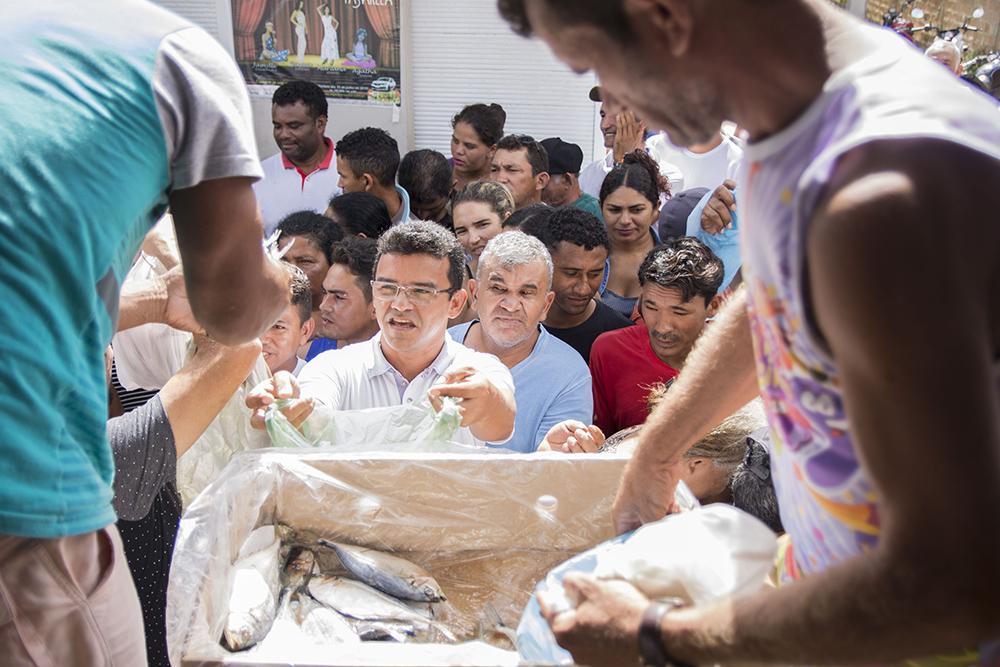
[231,0,401,106]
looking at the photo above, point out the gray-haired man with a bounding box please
[448,231,592,452]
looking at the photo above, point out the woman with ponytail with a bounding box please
[450,103,507,190]
[599,150,670,318]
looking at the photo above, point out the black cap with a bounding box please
[540,137,583,175]
[589,85,602,102]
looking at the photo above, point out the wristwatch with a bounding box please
[637,598,694,667]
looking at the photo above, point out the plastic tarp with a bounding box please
[166,449,630,666]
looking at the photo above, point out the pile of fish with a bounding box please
[221,525,459,652]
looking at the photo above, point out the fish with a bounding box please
[295,593,361,645]
[281,546,315,590]
[351,620,416,642]
[318,539,446,602]
[307,575,455,641]
[223,528,282,651]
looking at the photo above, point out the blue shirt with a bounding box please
[448,322,593,452]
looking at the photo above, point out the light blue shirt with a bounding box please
[448,322,593,453]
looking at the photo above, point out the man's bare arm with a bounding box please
[169,177,287,345]
[612,287,760,532]
[662,143,1000,663]
[159,336,262,456]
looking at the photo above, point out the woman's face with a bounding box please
[452,201,504,260]
[451,121,493,176]
[602,186,658,244]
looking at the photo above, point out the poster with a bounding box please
[231,0,401,106]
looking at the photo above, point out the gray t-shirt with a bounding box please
[108,395,176,522]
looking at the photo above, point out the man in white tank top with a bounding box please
[499,1,1000,665]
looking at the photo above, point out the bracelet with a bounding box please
[638,598,693,667]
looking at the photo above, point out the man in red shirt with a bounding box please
[590,238,723,435]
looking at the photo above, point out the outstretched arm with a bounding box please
[612,286,759,533]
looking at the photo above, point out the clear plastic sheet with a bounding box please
[264,397,474,454]
[166,449,629,666]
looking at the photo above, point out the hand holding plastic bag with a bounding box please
[517,491,776,664]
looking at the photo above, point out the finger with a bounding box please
[429,380,483,400]
[701,207,724,235]
[250,408,267,430]
[272,370,299,399]
[456,404,469,427]
[715,184,737,210]
[573,429,599,453]
[561,573,597,604]
[439,366,475,385]
[547,609,578,637]
[428,391,443,413]
[283,398,315,429]
[587,424,606,442]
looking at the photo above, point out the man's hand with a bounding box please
[158,267,204,334]
[246,370,314,430]
[700,179,737,235]
[613,110,647,164]
[612,451,684,534]
[427,366,499,428]
[539,574,648,667]
[538,420,605,453]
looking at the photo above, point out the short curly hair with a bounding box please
[374,221,466,293]
[398,150,453,206]
[638,237,724,306]
[336,127,400,188]
[277,210,344,262]
[326,192,392,239]
[521,205,609,254]
[272,80,328,119]
[287,264,313,324]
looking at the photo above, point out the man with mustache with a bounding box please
[247,221,516,447]
[255,81,341,235]
[448,232,592,452]
[589,238,722,435]
[498,0,1000,665]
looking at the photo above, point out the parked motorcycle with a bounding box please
[882,0,924,41]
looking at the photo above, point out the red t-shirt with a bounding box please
[589,324,679,436]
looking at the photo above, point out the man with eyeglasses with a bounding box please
[248,221,516,446]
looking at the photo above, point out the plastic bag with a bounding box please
[175,353,271,507]
[264,397,478,454]
[516,488,776,665]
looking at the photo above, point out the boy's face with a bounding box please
[260,304,313,374]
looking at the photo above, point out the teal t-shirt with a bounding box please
[0,4,183,537]
[571,192,604,222]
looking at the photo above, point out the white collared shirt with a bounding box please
[297,332,515,445]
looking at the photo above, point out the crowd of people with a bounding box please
[2,1,999,666]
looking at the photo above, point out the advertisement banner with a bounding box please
[231,0,401,106]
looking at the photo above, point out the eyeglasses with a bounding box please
[370,280,453,304]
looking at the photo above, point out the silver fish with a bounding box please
[352,620,416,642]
[295,593,361,645]
[223,529,282,651]
[307,575,455,641]
[318,539,446,602]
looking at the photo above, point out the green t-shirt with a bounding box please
[571,192,604,221]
